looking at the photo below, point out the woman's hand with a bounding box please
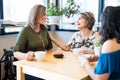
[78,55,89,67]
[88,55,98,62]
[78,49,88,54]
[25,51,35,61]
[78,48,94,54]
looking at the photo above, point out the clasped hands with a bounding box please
[78,55,98,68]
[78,49,98,67]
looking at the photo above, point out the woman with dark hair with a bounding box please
[78,6,120,80]
[50,12,100,54]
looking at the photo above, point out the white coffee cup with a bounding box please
[34,51,46,61]
[72,48,80,55]
[94,47,101,56]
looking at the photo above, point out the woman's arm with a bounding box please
[84,62,109,80]
[49,33,70,51]
[78,56,110,80]
[78,48,95,54]
[14,51,35,61]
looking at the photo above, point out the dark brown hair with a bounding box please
[100,6,120,44]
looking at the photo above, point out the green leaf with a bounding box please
[93,37,102,47]
[47,4,64,16]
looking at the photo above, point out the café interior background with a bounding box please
[0,0,120,79]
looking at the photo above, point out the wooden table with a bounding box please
[13,51,89,80]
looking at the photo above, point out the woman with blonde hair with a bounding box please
[13,4,53,80]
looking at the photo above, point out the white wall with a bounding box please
[0,34,18,79]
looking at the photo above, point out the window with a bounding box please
[104,0,120,7]
[2,0,47,34]
[59,0,98,30]
[3,0,47,22]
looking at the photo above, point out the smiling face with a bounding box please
[77,12,95,30]
[28,5,46,27]
[77,15,87,29]
[38,13,47,24]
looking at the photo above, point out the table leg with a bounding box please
[16,66,25,80]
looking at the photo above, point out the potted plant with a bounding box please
[47,3,64,24]
[63,0,80,18]
[93,37,102,56]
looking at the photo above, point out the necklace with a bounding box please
[31,24,45,48]
[37,32,45,48]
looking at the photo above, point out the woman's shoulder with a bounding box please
[94,31,99,35]
[19,25,31,35]
[72,31,80,36]
[101,39,120,54]
[93,31,100,38]
[74,31,80,34]
[21,24,29,30]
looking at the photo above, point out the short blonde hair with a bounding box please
[28,4,46,28]
[80,12,95,30]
